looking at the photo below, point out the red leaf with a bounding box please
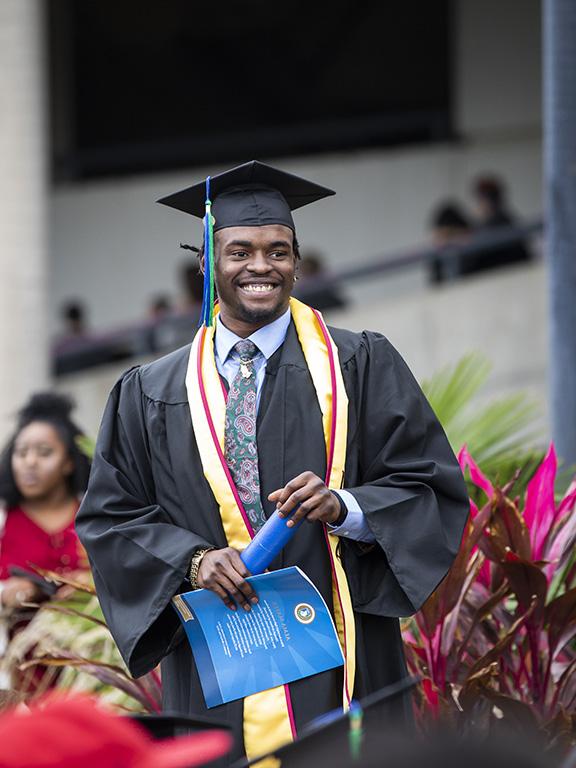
[524,444,557,559]
[499,559,548,623]
[545,488,576,581]
[545,587,576,656]
[467,600,537,678]
[422,678,440,718]
[458,445,494,498]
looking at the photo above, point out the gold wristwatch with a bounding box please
[188,548,214,590]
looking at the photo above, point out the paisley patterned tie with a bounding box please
[224,340,267,531]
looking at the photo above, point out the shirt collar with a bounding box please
[215,308,291,364]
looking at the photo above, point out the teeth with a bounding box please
[241,284,275,292]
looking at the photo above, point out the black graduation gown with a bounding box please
[76,323,469,761]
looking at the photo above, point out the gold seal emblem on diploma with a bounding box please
[294,603,315,624]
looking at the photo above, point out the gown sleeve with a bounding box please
[340,333,469,618]
[75,367,214,677]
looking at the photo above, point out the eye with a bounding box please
[231,251,249,260]
[38,446,54,458]
[270,251,288,260]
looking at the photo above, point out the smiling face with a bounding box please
[11,421,73,502]
[212,224,297,336]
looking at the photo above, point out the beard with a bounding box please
[214,274,292,329]
[233,300,287,326]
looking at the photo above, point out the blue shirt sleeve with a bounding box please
[328,490,376,543]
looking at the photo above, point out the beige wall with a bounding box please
[0,0,49,440]
[49,0,547,440]
[57,261,548,441]
[48,0,543,334]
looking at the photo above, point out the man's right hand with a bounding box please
[196,547,258,611]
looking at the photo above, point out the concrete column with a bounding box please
[544,0,576,467]
[0,0,49,444]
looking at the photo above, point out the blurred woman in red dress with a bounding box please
[0,393,91,691]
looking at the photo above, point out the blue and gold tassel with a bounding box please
[200,176,215,326]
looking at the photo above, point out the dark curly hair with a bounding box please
[0,393,91,508]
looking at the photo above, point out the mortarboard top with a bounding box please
[239,676,418,768]
[156,160,335,233]
[129,712,232,741]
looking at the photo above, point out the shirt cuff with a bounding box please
[328,490,376,543]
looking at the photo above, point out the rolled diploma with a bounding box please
[240,509,303,575]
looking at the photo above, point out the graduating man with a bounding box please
[76,161,469,764]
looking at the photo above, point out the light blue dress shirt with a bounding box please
[214,310,376,543]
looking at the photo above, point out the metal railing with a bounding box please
[53,219,543,376]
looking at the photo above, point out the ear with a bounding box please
[63,457,74,477]
[199,254,206,276]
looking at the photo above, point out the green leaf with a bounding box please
[421,352,542,486]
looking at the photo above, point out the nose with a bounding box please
[246,251,272,273]
[23,450,38,468]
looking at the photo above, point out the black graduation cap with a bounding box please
[239,677,418,768]
[128,711,232,741]
[157,160,335,233]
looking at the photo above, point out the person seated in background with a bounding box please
[146,295,179,352]
[179,259,205,314]
[148,295,174,322]
[466,174,532,273]
[428,202,472,284]
[54,301,89,351]
[0,393,91,691]
[293,250,348,311]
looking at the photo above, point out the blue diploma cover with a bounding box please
[172,566,344,708]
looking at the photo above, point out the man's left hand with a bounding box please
[268,472,341,527]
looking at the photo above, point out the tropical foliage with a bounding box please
[2,572,161,713]
[3,354,572,752]
[421,353,543,489]
[403,445,576,747]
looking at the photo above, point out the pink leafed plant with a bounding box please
[403,444,576,747]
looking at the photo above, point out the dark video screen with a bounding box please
[48,0,453,179]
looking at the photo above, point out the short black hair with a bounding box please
[473,175,505,206]
[0,392,91,509]
[431,202,470,230]
[62,301,85,322]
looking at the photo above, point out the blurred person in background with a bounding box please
[147,295,179,352]
[427,201,472,284]
[293,250,347,311]
[53,300,92,369]
[58,300,88,342]
[0,393,91,691]
[148,295,174,322]
[466,174,532,274]
[180,259,205,313]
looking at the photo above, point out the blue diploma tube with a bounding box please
[241,509,303,574]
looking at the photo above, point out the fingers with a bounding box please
[228,550,258,607]
[267,473,308,509]
[269,472,341,526]
[197,548,258,611]
[270,473,325,523]
[270,472,321,516]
